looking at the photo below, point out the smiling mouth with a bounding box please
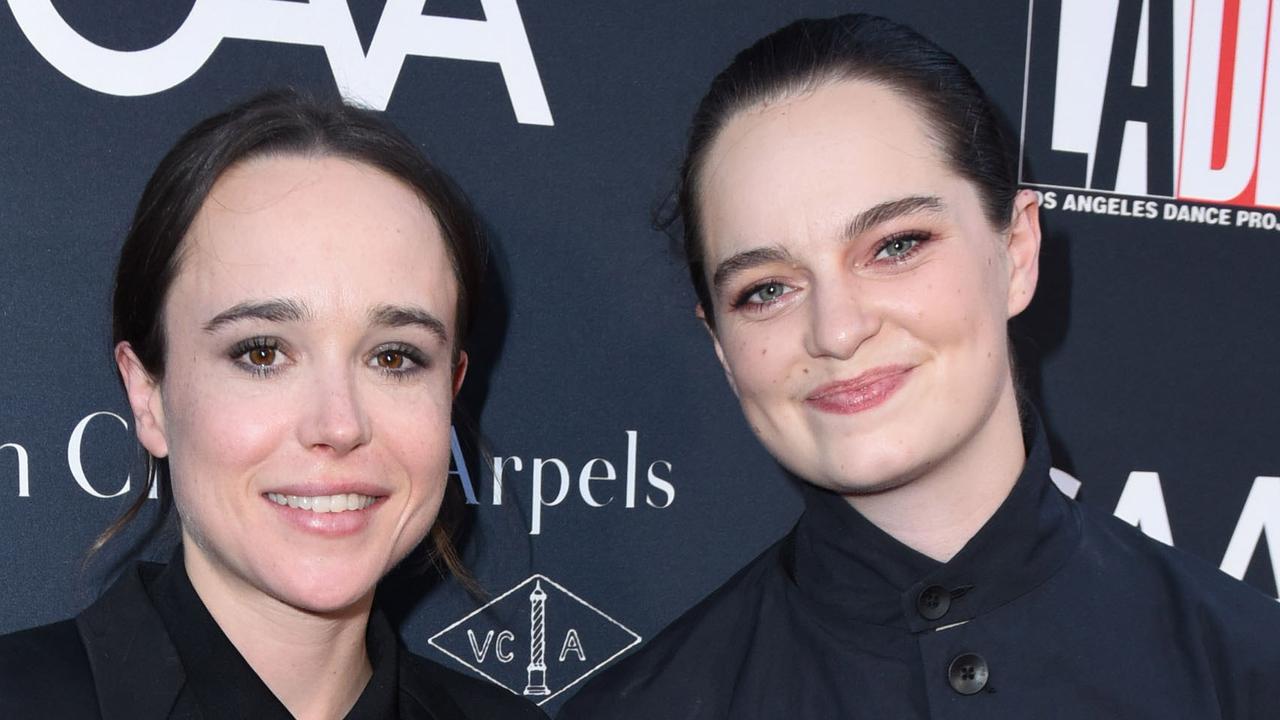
[805,365,914,414]
[265,492,378,513]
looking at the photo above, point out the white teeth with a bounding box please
[266,492,377,513]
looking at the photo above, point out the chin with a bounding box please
[264,563,385,616]
[818,472,917,497]
[785,442,924,497]
[277,581,377,616]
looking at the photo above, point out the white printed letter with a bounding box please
[68,412,131,498]
[1221,476,1280,599]
[1,443,30,498]
[1113,470,1174,546]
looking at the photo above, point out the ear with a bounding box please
[696,303,740,398]
[452,350,469,398]
[114,342,169,459]
[1005,188,1042,318]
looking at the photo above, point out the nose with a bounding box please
[804,279,880,360]
[299,363,371,455]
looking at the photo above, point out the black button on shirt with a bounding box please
[916,586,951,621]
[947,653,988,695]
[559,412,1280,719]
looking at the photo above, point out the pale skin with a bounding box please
[116,155,467,719]
[697,79,1042,561]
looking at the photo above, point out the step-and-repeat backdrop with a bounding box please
[3,0,1278,713]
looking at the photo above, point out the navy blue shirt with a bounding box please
[559,417,1280,718]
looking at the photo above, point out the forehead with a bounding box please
[698,79,966,253]
[171,155,457,322]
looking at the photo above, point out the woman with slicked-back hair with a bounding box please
[0,90,545,720]
[559,14,1280,719]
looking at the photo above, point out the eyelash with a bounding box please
[728,230,934,313]
[370,343,429,380]
[226,337,429,379]
[731,279,794,312]
[873,230,932,263]
[229,337,284,377]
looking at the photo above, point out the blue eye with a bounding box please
[733,280,796,311]
[874,232,929,261]
[749,282,791,304]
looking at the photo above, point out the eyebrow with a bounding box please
[368,303,449,343]
[711,247,794,292]
[709,195,947,292]
[203,298,311,333]
[843,195,946,238]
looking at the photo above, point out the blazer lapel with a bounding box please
[76,564,185,720]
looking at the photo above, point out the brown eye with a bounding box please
[249,348,276,366]
[377,351,404,369]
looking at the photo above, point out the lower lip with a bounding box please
[805,370,912,415]
[264,496,384,537]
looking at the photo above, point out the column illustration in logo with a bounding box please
[524,581,550,696]
[429,574,641,705]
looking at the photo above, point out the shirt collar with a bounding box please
[147,548,401,719]
[788,411,1082,633]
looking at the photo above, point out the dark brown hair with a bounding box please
[667,13,1017,328]
[97,89,485,584]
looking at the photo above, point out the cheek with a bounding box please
[902,256,1008,350]
[719,321,806,396]
[162,372,292,485]
[396,420,453,486]
[897,268,1010,409]
[370,386,455,487]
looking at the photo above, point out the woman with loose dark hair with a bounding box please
[0,90,545,720]
[560,14,1280,719]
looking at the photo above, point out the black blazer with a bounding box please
[0,562,546,720]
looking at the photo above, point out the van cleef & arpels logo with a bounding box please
[428,575,640,705]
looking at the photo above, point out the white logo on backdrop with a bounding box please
[7,0,553,124]
[3,414,1275,597]
[474,430,677,536]
[3,416,678,534]
[1051,465,1280,593]
[429,574,641,705]
[1020,0,1280,213]
[68,411,132,499]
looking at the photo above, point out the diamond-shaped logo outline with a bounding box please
[428,573,641,705]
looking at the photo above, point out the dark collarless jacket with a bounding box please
[559,417,1280,719]
[0,559,546,720]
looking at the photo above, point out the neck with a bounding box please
[182,544,375,720]
[844,380,1026,562]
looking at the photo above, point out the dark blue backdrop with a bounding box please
[2,1,1278,713]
